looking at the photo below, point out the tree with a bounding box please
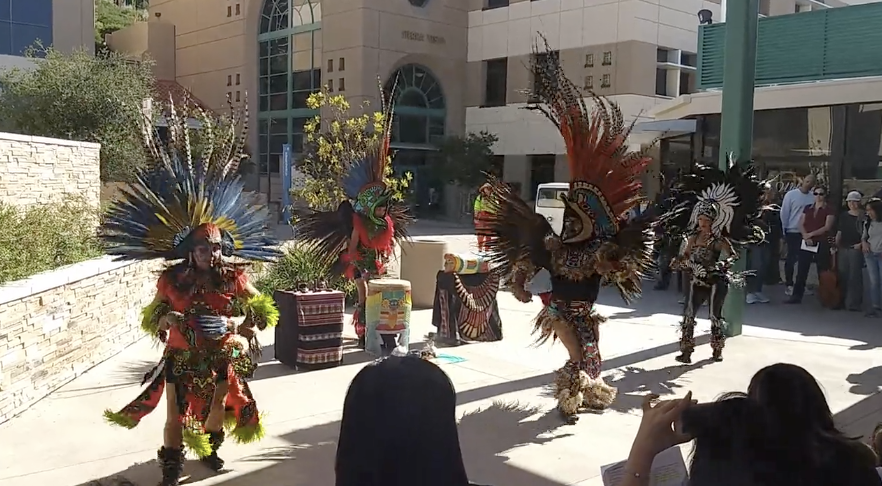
[432,131,500,188]
[95,0,147,52]
[291,91,411,213]
[0,46,155,182]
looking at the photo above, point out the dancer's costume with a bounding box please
[295,88,412,348]
[480,41,655,422]
[659,160,765,363]
[100,104,281,485]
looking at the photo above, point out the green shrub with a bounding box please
[251,245,357,303]
[0,198,104,285]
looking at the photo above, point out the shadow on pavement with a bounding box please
[80,401,573,486]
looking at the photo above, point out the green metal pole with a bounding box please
[718,0,759,337]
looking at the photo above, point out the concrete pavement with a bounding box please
[2,231,882,486]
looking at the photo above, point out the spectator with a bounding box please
[746,184,776,304]
[785,185,834,304]
[862,199,882,317]
[620,364,881,486]
[335,356,486,486]
[834,191,865,311]
[781,174,817,296]
[764,185,784,286]
[474,183,495,253]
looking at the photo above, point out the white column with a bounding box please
[720,0,727,22]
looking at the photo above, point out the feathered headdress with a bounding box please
[100,95,281,262]
[659,155,766,245]
[341,78,396,227]
[528,36,652,243]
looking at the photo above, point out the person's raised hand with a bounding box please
[630,391,694,459]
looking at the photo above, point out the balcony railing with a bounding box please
[697,2,882,90]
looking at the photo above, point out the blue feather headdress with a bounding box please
[100,95,281,263]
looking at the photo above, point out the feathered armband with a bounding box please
[242,294,280,331]
[141,300,172,341]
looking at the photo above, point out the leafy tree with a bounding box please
[0,46,155,182]
[292,91,412,213]
[432,131,500,188]
[95,0,147,51]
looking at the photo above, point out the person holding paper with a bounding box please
[785,185,835,304]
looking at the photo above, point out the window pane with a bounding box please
[0,21,11,55]
[11,23,50,55]
[399,114,427,144]
[292,50,311,72]
[269,73,286,93]
[270,118,288,134]
[259,77,270,95]
[259,58,269,77]
[312,69,321,89]
[270,55,287,75]
[292,70,311,91]
[484,58,507,107]
[259,41,269,58]
[270,93,287,111]
[292,91,310,109]
[269,37,289,56]
[0,0,9,21]
[259,96,270,112]
[292,32,312,51]
[655,68,667,96]
[11,0,52,26]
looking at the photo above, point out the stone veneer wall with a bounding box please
[0,257,161,424]
[0,132,101,210]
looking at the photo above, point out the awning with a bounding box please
[628,119,696,144]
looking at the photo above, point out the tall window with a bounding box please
[385,64,446,146]
[530,50,558,102]
[257,0,321,174]
[483,58,507,107]
[0,0,53,56]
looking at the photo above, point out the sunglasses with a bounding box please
[814,192,826,196]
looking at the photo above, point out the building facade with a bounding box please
[0,0,94,68]
[114,0,873,216]
[649,0,882,205]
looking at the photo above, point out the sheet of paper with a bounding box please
[600,445,688,486]
[800,240,820,253]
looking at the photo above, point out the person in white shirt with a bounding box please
[779,174,816,296]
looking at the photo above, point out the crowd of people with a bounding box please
[654,172,882,316]
[337,356,882,486]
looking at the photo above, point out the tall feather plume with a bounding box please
[341,77,396,199]
[526,34,652,217]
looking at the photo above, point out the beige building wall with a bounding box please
[105,21,177,80]
[52,0,95,55]
[321,0,468,135]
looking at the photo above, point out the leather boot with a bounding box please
[157,446,184,486]
[200,431,225,471]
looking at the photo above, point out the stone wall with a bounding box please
[0,132,101,210]
[0,257,160,424]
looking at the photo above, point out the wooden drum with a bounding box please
[365,279,412,356]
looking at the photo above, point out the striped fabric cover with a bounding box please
[274,290,345,371]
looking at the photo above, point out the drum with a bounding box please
[365,279,412,356]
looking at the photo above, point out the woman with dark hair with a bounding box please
[336,357,486,486]
[785,185,835,304]
[619,364,880,486]
[746,363,878,481]
[862,198,882,316]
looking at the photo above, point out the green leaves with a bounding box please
[432,130,500,188]
[291,91,411,214]
[0,46,155,182]
[95,0,147,49]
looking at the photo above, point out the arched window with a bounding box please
[384,64,446,147]
[257,0,321,174]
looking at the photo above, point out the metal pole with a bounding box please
[718,0,759,337]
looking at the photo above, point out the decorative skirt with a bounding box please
[535,300,616,413]
[432,271,503,344]
[103,333,264,456]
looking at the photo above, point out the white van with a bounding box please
[534,182,568,235]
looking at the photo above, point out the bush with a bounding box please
[0,198,104,285]
[251,245,357,303]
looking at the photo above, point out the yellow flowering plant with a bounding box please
[290,90,411,216]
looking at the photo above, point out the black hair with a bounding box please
[868,198,882,222]
[335,356,470,486]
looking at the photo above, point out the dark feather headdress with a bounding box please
[658,155,767,246]
[100,95,281,262]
